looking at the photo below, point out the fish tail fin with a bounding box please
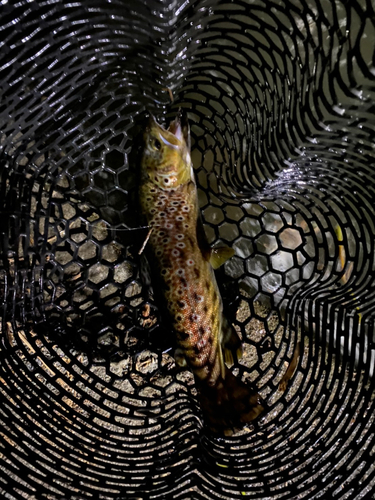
[195,367,265,436]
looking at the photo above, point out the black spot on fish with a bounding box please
[193,344,201,355]
[180,277,187,287]
[205,281,210,291]
[177,330,189,341]
[177,300,186,309]
[198,326,205,336]
[203,305,208,313]
[193,292,200,302]
[194,268,200,279]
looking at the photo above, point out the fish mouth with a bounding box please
[167,109,189,142]
[147,110,190,149]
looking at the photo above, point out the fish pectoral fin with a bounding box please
[139,254,152,288]
[174,348,188,368]
[210,247,235,269]
[221,316,243,365]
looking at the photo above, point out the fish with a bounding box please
[138,110,265,435]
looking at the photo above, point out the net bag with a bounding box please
[1,0,375,498]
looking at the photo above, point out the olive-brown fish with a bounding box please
[138,111,264,434]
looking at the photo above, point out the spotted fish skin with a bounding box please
[139,112,264,434]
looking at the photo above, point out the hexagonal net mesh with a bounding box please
[1,0,375,498]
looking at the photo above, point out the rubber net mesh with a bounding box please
[1,0,375,498]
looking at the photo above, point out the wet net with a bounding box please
[1,0,375,498]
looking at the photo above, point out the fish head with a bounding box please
[141,111,193,189]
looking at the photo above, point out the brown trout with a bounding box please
[138,111,264,434]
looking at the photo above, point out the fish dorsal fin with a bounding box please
[210,247,235,269]
[196,213,235,268]
[221,316,243,366]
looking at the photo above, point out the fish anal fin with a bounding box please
[210,247,235,269]
[223,348,234,366]
[218,342,226,379]
[221,316,243,366]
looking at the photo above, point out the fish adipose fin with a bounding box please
[196,367,265,436]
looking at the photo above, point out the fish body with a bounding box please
[138,112,264,434]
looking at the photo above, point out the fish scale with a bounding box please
[140,179,222,385]
[139,111,265,434]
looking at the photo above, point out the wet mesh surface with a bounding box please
[1,0,375,498]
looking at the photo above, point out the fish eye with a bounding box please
[151,138,162,151]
